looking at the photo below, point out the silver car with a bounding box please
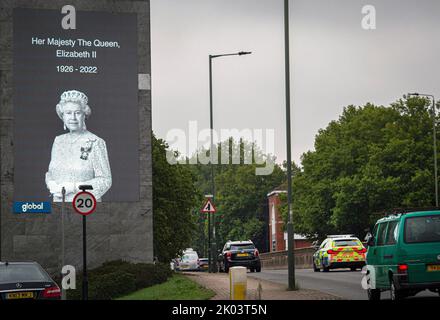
[177,250,200,271]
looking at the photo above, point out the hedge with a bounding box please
[66,260,172,300]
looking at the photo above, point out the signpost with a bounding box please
[201,197,216,272]
[72,185,96,300]
[201,198,216,214]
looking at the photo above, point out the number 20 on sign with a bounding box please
[73,191,97,216]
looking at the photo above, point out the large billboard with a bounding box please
[13,8,139,203]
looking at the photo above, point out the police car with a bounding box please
[312,235,367,272]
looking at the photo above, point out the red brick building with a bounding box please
[267,188,312,252]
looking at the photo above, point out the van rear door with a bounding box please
[402,214,440,283]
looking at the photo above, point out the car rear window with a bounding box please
[333,239,360,247]
[405,215,440,243]
[0,264,51,284]
[182,253,198,261]
[230,244,255,250]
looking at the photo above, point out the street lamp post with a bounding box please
[408,93,438,207]
[208,51,251,273]
[284,0,296,290]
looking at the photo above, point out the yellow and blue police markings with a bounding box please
[314,238,366,271]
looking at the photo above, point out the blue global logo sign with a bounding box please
[13,202,51,214]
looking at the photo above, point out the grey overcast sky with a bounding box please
[150,0,440,165]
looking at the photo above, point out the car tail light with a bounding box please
[226,252,232,261]
[356,248,367,254]
[254,249,259,257]
[42,285,61,298]
[327,249,338,255]
[397,264,408,274]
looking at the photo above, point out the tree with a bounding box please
[190,138,285,251]
[280,97,436,240]
[152,133,200,262]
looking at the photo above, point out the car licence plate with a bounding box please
[427,265,440,272]
[237,253,249,257]
[6,292,34,299]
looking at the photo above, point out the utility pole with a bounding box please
[208,51,251,272]
[61,187,66,300]
[284,0,296,290]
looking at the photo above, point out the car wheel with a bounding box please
[250,268,255,273]
[390,277,404,300]
[367,288,381,301]
[224,262,229,273]
[322,261,329,272]
[313,260,320,272]
[256,266,261,272]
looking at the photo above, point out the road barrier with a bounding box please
[259,247,315,269]
[229,266,247,300]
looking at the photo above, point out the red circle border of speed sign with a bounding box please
[72,191,97,216]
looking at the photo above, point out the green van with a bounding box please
[364,209,440,300]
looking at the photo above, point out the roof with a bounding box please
[226,240,254,244]
[330,237,359,241]
[326,234,359,241]
[267,190,287,197]
[377,210,440,223]
[267,182,288,197]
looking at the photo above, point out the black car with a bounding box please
[0,261,61,300]
[217,240,261,273]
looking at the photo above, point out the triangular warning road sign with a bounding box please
[201,198,216,213]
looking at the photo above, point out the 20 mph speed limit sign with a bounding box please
[73,191,97,216]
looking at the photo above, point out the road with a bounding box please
[249,268,440,300]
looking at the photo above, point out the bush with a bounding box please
[91,272,136,300]
[67,260,172,300]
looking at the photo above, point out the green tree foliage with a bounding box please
[152,134,200,262]
[281,97,437,240]
[190,138,285,251]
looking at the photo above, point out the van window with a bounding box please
[376,223,388,246]
[385,221,399,245]
[405,215,440,243]
[371,224,379,246]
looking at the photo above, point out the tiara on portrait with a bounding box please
[60,90,88,105]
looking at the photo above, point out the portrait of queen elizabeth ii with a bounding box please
[45,90,112,202]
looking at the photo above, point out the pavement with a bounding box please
[250,268,440,300]
[181,271,341,300]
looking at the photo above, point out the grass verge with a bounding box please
[117,273,215,300]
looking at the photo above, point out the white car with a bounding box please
[177,250,200,271]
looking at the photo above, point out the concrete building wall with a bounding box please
[0,0,153,275]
